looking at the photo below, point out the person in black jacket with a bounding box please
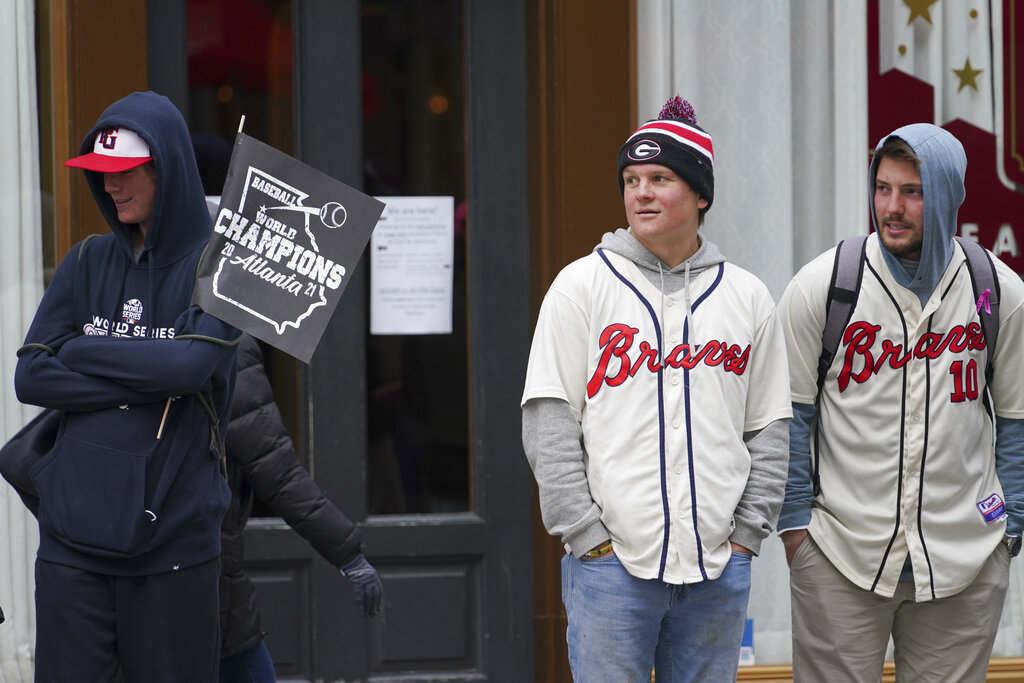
[1,333,382,683]
[191,138,380,682]
[220,334,383,682]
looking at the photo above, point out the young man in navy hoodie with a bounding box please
[15,91,240,683]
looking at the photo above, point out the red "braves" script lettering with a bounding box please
[587,323,750,398]
[837,321,986,391]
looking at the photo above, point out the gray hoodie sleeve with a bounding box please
[730,417,790,555]
[522,397,609,557]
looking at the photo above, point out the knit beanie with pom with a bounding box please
[617,95,714,209]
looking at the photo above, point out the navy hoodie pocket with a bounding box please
[31,435,158,558]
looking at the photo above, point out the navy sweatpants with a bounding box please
[34,556,221,683]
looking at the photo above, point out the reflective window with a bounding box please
[186,0,304,480]
[362,0,469,513]
[184,0,469,515]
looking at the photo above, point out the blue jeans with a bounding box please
[219,639,277,683]
[561,550,751,683]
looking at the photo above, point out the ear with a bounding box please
[697,197,709,209]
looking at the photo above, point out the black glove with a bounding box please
[341,553,383,617]
[0,604,5,624]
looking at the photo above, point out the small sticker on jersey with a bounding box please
[977,493,1007,524]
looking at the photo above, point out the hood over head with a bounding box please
[869,123,967,306]
[69,91,212,265]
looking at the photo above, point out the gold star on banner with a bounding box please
[904,0,939,25]
[953,57,983,92]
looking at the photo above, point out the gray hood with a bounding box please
[596,228,727,342]
[596,228,726,281]
[869,123,966,306]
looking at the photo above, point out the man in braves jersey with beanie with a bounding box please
[778,123,1024,682]
[521,95,791,682]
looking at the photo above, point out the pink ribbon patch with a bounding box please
[976,288,992,314]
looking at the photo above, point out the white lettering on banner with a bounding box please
[255,207,297,240]
[196,135,384,353]
[250,175,298,206]
[213,207,347,291]
[232,254,304,296]
[214,208,249,240]
[994,224,1020,258]
[959,223,1022,258]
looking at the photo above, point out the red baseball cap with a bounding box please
[65,127,153,172]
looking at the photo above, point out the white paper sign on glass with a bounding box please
[370,196,455,335]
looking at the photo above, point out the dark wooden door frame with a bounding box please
[148,0,534,680]
[525,1,636,680]
[302,1,534,678]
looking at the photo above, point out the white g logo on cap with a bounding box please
[628,140,661,161]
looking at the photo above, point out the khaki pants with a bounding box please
[790,535,1009,683]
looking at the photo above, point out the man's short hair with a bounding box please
[872,136,920,169]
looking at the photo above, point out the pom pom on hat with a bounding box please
[658,95,697,125]
[617,95,714,210]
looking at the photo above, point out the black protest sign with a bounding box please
[192,133,384,363]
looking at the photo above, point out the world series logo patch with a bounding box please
[122,298,143,324]
[977,493,1007,524]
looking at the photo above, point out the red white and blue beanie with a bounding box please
[617,95,714,208]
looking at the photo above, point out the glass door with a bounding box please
[151,1,534,679]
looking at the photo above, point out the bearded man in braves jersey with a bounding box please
[521,96,792,682]
[778,123,1024,682]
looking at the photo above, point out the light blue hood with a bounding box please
[868,123,967,306]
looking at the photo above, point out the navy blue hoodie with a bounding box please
[15,91,240,576]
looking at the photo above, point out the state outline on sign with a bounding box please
[209,165,347,335]
[211,257,328,335]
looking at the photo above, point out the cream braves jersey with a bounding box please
[522,249,791,584]
[780,235,1024,600]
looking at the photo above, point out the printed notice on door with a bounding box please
[370,196,454,335]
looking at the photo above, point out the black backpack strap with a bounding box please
[78,233,100,262]
[17,234,103,358]
[954,236,999,386]
[812,234,868,495]
[818,235,869,393]
[195,391,228,480]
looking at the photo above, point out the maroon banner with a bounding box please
[868,1,1024,275]
[1003,0,1024,189]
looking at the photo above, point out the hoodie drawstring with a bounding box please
[683,259,694,345]
[658,262,667,366]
